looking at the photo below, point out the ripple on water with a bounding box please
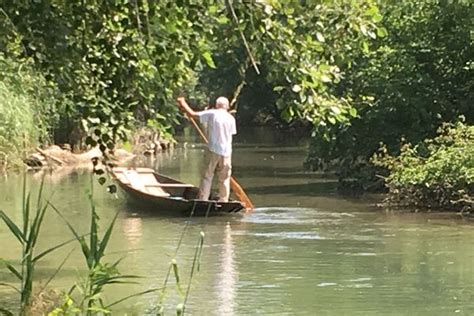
[242,207,355,225]
[236,207,380,244]
[252,231,324,240]
[317,282,338,287]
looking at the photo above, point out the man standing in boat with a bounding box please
[177,96,236,202]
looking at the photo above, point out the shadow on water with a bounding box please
[251,171,329,179]
[245,181,338,196]
[234,146,307,153]
[232,165,313,177]
[118,203,245,220]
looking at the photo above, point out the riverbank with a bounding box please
[0,126,176,173]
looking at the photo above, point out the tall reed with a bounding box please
[0,178,72,315]
[156,202,208,316]
[1,175,157,314]
[50,176,157,314]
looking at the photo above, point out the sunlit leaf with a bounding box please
[330,106,341,115]
[349,107,357,117]
[316,32,325,43]
[202,52,216,69]
[321,75,332,83]
[376,27,388,38]
[292,84,302,93]
[362,41,369,53]
[372,13,383,23]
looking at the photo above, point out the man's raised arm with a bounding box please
[177,97,199,118]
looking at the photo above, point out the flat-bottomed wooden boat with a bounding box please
[111,167,245,215]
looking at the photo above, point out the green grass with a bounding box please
[0,54,57,170]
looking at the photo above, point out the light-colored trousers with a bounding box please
[198,151,232,202]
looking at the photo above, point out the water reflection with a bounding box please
[216,222,236,316]
[30,166,89,184]
[122,214,143,249]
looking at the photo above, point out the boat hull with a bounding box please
[113,168,245,215]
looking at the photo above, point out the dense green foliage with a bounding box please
[304,0,473,189]
[372,121,474,211]
[1,1,221,150]
[196,1,383,125]
[0,0,381,160]
[0,55,59,168]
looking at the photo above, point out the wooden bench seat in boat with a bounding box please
[144,183,194,188]
[121,169,170,197]
[113,168,194,197]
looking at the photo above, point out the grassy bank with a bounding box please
[0,55,58,170]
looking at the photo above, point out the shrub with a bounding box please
[372,120,474,211]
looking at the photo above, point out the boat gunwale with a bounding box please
[111,168,245,211]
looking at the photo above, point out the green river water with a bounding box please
[1,128,474,315]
